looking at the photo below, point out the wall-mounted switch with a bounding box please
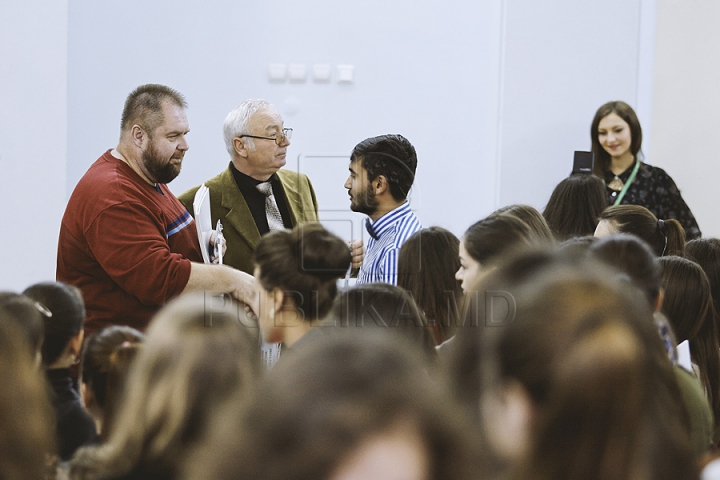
[313,64,332,82]
[337,64,354,83]
[268,64,287,82]
[288,64,307,82]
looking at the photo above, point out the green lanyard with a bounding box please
[613,160,641,206]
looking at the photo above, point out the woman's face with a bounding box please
[597,112,633,159]
[456,239,483,293]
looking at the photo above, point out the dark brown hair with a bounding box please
[329,283,436,355]
[543,174,608,241]
[68,294,260,480]
[120,84,187,134]
[0,292,45,358]
[0,310,55,480]
[598,205,685,257]
[588,233,661,307]
[687,238,720,332]
[491,204,555,244]
[591,101,643,176]
[397,227,462,343]
[80,325,144,440]
[449,249,696,479]
[185,331,482,480]
[659,256,720,442]
[463,214,534,266]
[351,134,417,202]
[255,223,351,321]
[23,281,85,366]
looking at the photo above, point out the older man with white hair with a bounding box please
[179,99,319,274]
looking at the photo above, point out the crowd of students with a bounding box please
[2,199,719,480]
[1,99,719,480]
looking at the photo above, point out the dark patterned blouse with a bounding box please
[604,160,701,240]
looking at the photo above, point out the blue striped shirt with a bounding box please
[357,202,422,285]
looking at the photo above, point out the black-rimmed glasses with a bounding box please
[238,128,293,145]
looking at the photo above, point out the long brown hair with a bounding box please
[0,310,55,480]
[68,294,260,480]
[659,256,720,442]
[591,101,643,176]
[599,205,685,256]
[543,174,608,241]
[185,331,482,480]
[687,238,720,334]
[449,249,696,479]
[397,227,462,343]
[491,204,555,244]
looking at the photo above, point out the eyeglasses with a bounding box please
[238,128,293,146]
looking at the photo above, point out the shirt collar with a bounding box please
[368,202,412,238]
[230,162,279,191]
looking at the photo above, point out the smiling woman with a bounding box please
[590,101,701,239]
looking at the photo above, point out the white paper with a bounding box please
[193,184,212,263]
[677,340,692,372]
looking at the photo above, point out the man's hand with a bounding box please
[350,239,364,269]
[229,270,259,315]
[209,230,227,264]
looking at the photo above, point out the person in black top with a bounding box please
[590,101,701,239]
[23,282,98,461]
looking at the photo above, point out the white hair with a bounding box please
[222,99,273,156]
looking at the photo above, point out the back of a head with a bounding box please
[351,134,417,202]
[120,84,186,134]
[71,294,261,479]
[491,204,555,244]
[463,214,534,266]
[397,227,462,343]
[80,325,145,440]
[0,310,54,480]
[23,281,85,367]
[659,256,711,343]
[599,205,685,256]
[588,233,661,308]
[0,292,45,359]
[185,330,480,480]
[330,283,436,354]
[687,238,720,320]
[255,223,351,321]
[449,249,695,480]
[659,256,720,442]
[543,174,607,241]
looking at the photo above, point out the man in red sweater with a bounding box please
[57,84,255,334]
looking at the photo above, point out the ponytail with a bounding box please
[662,219,685,257]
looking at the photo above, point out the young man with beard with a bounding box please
[344,134,421,285]
[57,84,255,335]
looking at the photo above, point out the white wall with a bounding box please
[652,0,720,238]
[66,0,504,243]
[2,1,661,289]
[0,0,68,290]
[497,0,654,211]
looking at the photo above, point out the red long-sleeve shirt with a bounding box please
[57,150,203,334]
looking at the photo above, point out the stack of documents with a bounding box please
[193,184,213,264]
